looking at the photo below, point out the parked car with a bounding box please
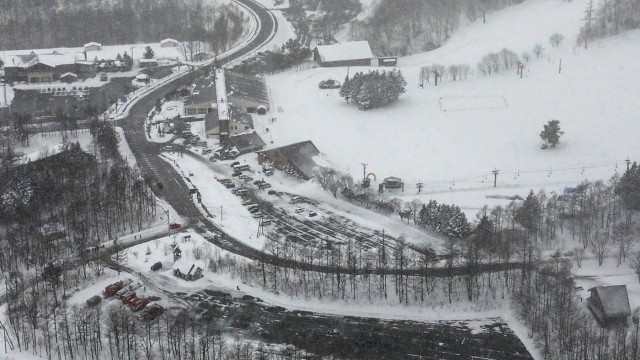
[232,171,242,177]
[268,189,277,195]
[100,73,108,81]
[294,208,304,214]
[252,212,262,218]
[242,199,254,206]
[230,161,240,167]
[253,180,264,185]
[258,182,271,189]
[151,262,162,271]
[169,223,181,230]
[224,182,236,189]
[318,79,341,89]
[243,176,254,183]
[202,148,212,155]
[308,211,318,218]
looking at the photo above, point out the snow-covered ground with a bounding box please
[0,83,14,107]
[263,0,639,217]
[11,130,93,163]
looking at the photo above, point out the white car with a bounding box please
[294,208,304,214]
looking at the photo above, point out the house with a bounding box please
[257,141,321,180]
[587,285,631,327]
[160,38,180,48]
[84,42,103,52]
[228,132,266,154]
[204,105,254,139]
[313,41,374,67]
[172,259,204,281]
[378,56,398,67]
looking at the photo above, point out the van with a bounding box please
[290,196,301,204]
[100,73,108,81]
[233,164,250,172]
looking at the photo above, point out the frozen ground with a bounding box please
[13,130,93,164]
[264,0,639,217]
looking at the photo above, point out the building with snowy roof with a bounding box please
[587,285,631,327]
[160,38,180,48]
[228,132,266,154]
[257,141,321,180]
[204,105,254,139]
[313,41,374,67]
[172,259,204,281]
[84,42,102,51]
[4,52,96,84]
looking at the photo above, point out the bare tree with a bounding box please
[532,43,544,59]
[448,64,459,81]
[549,33,565,47]
[521,51,531,63]
[589,229,610,266]
[573,247,585,268]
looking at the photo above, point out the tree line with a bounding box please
[0,0,246,52]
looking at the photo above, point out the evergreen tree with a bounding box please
[514,190,541,234]
[142,46,155,59]
[614,162,640,211]
[122,52,133,70]
[540,119,564,148]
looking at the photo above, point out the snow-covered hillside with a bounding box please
[263,0,640,213]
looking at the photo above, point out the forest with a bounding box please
[0,0,246,51]
[348,0,526,56]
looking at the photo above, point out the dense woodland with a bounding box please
[0,0,246,51]
[579,0,640,49]
[0,121,157,274]
[348,0,527,56]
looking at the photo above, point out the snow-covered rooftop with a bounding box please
[160,38,179,44]
[314,41,374,62]
[84,42,102,48]
[215,68,229,121]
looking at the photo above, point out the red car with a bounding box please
[169,223,181,230]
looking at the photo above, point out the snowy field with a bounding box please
[264,0,640,215]
[11,130,93,163]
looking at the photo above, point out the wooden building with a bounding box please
[587,285,631,327]
[313,41,374,67]
[172,260,204,281]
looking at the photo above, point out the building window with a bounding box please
[187,108,197,115]
[197,108,208,114]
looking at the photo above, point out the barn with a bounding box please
[160,38,180,48]
[84,42,102,52]
[587,285,631,327]
[313,41,374,67]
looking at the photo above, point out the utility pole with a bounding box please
[220,205,223,221]
[626,157,631,171]
[492,168,499,188]
[361,163,368,182]
[416,181,424,193]
[558,59,562,74]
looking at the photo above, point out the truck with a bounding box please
[233,164,250,172]
[130,297,151,311]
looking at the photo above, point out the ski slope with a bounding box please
[262,0,640,213]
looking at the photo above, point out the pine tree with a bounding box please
[142,46,155,59]
[514,190,541,234]
[614,162,640,211]
[540,119,564,148]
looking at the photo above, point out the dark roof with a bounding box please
[229,132,266,154]
[257,141,320,180]
[184,75,216,106]
[205,105,253,131]
[589,285,631,319]
[226,72,269,106]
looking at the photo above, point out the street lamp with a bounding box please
[158,203,170,230]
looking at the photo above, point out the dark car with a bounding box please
[268,189,277,195]
[151,262,162,271]
[254,180,264,185]
[224,182,236,189]
[230,161,240,167]
[169,223,181,230]
[231,171,242,177]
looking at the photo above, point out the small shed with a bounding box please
[173,246,182,262]
[257,105,268,115]
[60,72,78,83]
[378,56,398,67]
[84,42,102,52]
[160,38,180,48]
[172,260,204,281]
[587,285,631,327]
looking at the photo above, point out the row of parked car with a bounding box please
[97,279,164,320]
